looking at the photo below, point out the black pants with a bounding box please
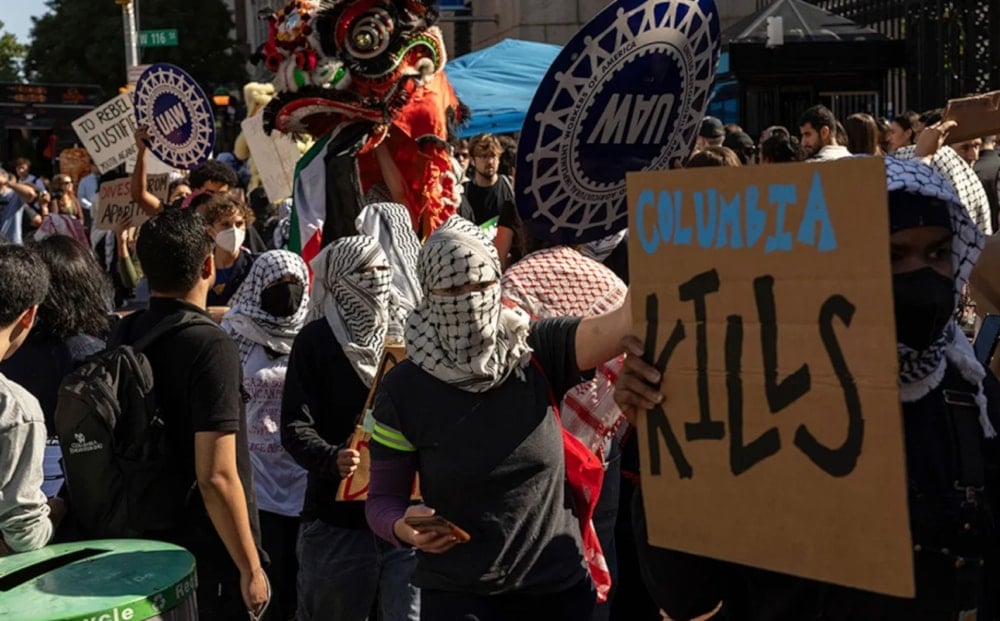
[420,578,595,621]
[260,510,300,621]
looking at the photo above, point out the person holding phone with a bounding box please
[365,216,634,621]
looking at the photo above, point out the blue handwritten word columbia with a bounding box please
[636,171,837,253]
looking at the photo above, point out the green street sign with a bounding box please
[139,29,179,48]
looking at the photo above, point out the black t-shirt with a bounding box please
[462,176,514,225]
[371,317,588,595]
[281,319,369,528]
[113,298,261,560]
[497,199,524,265]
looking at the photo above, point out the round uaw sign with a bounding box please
[516,0,721,243]
[134,63,215,170]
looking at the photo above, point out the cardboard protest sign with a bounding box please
[134,63,215,170]
[240,113,300,203]
[337,345,420,501]
[627,158,913,597]
[94,173,170,231]
[516,0,720,244]
[943,91,1000,145]
[72,93,139,174]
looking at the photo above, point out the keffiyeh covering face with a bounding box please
[407,216,532,393]
[355,202,423,341]
[224,250,310,365]
[309,236,391,387]
[885,157,995,437]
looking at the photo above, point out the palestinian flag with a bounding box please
[289,134,331,268]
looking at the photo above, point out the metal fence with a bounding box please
[755,0,1000,114]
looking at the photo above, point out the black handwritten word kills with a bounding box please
[642,269,863,480]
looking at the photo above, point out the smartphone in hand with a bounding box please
[404,515,472,543]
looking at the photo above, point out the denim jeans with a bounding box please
[296,520,419,621]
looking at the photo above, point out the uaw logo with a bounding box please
[69,432,103,455]
[134,63,215,170]
[516,0,721,244]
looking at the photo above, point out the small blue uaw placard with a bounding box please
[134,63,216,170]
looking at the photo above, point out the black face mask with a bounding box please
[892,267,955,351]
[260,282,304,318]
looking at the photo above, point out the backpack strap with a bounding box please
[130,310,218,353]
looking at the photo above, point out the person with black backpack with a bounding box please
[56,209,269,619]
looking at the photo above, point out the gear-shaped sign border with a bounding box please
[515,0,721,244]
[134,63,216,171]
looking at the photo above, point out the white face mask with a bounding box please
[215,226,245,254]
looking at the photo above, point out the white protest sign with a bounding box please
[72,93,138,174]
[241,113,300,202]
[94,174,170,231]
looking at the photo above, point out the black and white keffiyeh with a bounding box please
[309,235,391,387]
[224,250,311,365]
[356,202,422,340]
[894,145,993,235]
[406,216,532,393]
[885,157,995,437]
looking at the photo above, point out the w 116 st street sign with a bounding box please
[139,29,179,48]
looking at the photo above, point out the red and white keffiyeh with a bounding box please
[501,245,629,458]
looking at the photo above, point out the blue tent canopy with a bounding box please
[445,39,562,137]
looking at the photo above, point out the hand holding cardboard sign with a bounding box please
[613,334,664,424]
[337,448,361,478]
[913,120,958,160]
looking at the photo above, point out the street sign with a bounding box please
[139,29,179,48]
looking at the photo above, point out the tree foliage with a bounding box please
[0,21,27,81]
[25,0,247,97]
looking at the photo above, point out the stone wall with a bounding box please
[466,0,757,50]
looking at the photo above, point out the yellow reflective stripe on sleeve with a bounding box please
[371,422,416,452]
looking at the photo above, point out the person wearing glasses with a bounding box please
[459,134,514,227]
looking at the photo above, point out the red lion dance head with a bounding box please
[263,0,466,239]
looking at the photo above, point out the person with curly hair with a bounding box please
[203,194,257,320]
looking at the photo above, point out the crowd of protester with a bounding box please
[2,97,1000,621]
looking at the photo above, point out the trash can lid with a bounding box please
[0,539,196,621]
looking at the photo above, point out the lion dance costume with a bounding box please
[262,0,466,260]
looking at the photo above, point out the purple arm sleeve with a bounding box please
[365,453,418,547]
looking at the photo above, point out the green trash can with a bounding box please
[0,539,198,620]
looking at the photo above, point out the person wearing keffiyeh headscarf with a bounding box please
[365,216,637,619]
[617,157,1000,620]
[221,249,310,621]
[281,235,419,621]
[355,202,422,341]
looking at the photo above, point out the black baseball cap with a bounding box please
[699,116,725,139]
